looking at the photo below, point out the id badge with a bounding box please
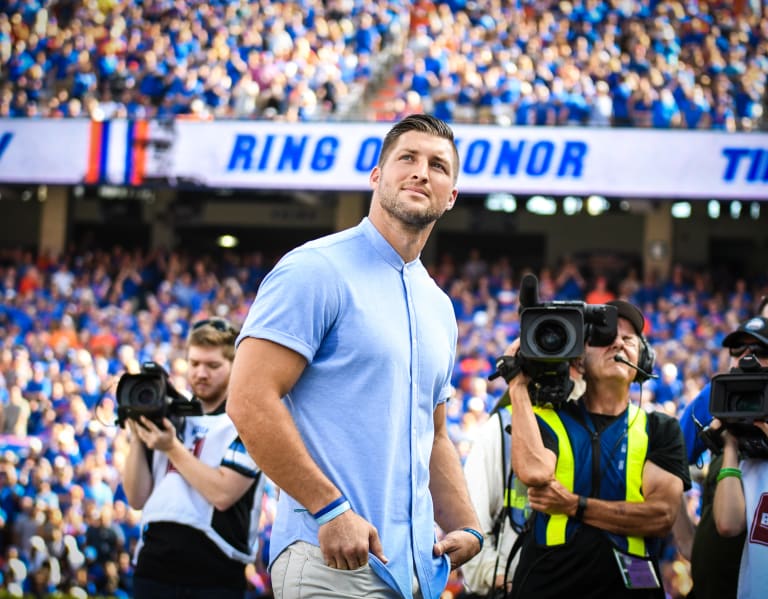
[612,548,661,589]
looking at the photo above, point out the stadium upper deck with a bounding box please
[0,0,765,130]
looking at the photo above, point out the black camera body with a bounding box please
[518,274,618,362]
[115,361,202,428]
[520,304,618,362]
[710,354,768,458]
[491,274,618,408]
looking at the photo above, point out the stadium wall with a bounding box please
[1,119,767,279]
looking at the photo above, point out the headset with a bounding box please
[633,334,656,384]
[614,334,657,384]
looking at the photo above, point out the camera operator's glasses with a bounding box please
[728,343,768,359]
[191,318,237,335]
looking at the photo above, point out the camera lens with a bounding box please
[131,381,159,406]
[730,391,762,413]
[534,321,568,354]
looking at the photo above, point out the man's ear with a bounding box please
[446,188,458,210]
[369,166,380,189]
[570,356,585,376]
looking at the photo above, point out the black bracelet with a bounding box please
[575,495,587,522]
[461,527,484,551]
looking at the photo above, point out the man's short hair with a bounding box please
[187,318,238,361]
[378,114,460,181]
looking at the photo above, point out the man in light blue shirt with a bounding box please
[228,114,482,599]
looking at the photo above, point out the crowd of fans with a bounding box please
[1,0,766,129]
[1,243,767,597]
[1,0,408,121]
[380,0,767,130]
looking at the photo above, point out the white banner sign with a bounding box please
[1,118,766,199]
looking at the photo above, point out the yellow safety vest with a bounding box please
[532,403,649,556]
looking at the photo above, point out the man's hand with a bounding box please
[317,510,388,570]
[754,420,768,440]
[128,417,178,453]
[433,529,482,570]
[527,479,576,516]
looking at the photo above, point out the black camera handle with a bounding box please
[489,355,523,384]
[691,411,724,456]
[489,353,574,409]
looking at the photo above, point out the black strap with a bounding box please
[482,408,508,597]
[497,410,509,537]
[489,410,509,545]
[498,515,530,598]
[490,408,528,597]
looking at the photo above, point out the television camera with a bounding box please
[115,361,202,428]
[709,354,768,459]
[490,273,618,408]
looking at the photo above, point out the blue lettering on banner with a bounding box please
[228,135,256,170]
[722,147,768,183]
[356,137,381,172]
[464,140,490,174]
[0,132,13,160]
[227,134,338,173]
[457,138,587,178]
[259,135,274,170]
[527,141,554,176]
[277,136,308,171]
[558,141,588,177]
[311,137,339,170]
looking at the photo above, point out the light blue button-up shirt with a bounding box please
[237,218,457,598]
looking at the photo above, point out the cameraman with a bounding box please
[680,299,768,467]
[122,318,265,599]
[674,315,768,599]
[712,416,768,597]
[506,300,690,598]
[705,315,768,599]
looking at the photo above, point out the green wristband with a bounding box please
[716,467,742,482]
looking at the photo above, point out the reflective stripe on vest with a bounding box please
[532,406,574,545]
[625,404,648,555]
[533,403,649,555]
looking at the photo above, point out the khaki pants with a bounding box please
[271,541,422,599]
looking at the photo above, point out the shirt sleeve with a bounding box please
[236,247,341,362]
[647,411,692,491]
[679,383,712,465]
[221,437,260,478]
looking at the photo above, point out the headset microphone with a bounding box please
[614,354,658,381]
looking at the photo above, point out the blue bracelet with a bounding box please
[312,496,347,519]
[315,500,351,525]
[462,527,484,551]
[313,496,351,525]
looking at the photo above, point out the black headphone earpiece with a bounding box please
[634,335,656,384]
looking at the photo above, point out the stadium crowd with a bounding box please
[0,243,766,597]
[0,0,765,129]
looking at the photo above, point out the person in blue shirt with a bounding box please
[228,114,482,599]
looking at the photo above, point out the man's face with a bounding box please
[727,336,768,369]
[584,318,640,384]
[187,345,232,407]
[370,130,458,228]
